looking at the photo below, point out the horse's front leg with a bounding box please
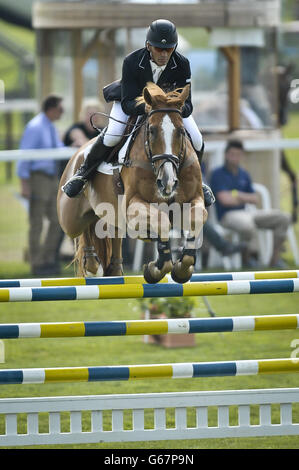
[127,197,173,283]
[143,236,173,284]
[171,198,207,283]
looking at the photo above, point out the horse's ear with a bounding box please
[143,87,152,106]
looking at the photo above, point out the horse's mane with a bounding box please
[136,82,186,110]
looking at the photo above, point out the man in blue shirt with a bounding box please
[210,139,290,267]
[17,94,64,275]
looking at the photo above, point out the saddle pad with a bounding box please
[90,135,132,175]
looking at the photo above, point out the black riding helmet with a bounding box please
[146,19,178,49]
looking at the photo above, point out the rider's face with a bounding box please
[147,43,174,66]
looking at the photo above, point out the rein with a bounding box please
[90,112,146,138]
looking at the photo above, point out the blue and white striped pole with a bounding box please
[0,315,298,338]
[0,270,298,288]
[0,358,298,385]
[1,279,299,302]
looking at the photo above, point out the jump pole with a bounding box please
[0,314,298,338]
[1,278,299,302]
[0,358,298,385]
[0,270,299,288]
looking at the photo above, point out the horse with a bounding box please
[57,82,207,283]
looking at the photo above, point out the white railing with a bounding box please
[0,387,298,446]
[0,147,75,162]
[0,138,299,162]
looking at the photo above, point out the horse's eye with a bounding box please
[177,127,185,136]
[149,126,157,138]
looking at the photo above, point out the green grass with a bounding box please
[0,19,35,150]
[0,273,299,449]
[0,19,35,53]
[0,19,35,94]
[178,27,211,49]
[282,112,299,170]
[0,175,299,449]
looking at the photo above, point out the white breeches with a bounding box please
[182,115,203,151]
[102,101,203,151]
[103,102,129,147]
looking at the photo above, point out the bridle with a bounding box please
[144,108,186,175]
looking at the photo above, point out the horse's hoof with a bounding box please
[143,259,173,284]
[143,263,161,284]
[171,262,194,284]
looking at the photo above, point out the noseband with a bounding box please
[144,108,186,175]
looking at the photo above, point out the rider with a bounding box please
[62,19,215,206]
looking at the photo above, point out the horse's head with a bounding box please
[138,83,190,199]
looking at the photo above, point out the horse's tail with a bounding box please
[73,221,112,276]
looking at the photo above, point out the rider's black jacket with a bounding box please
[120,47,193,118]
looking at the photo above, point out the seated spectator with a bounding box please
[210,139,291,268]
[200,163,246,263]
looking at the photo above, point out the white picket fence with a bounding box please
[0,387,298,447]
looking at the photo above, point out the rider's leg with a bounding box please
[182,115,215,207]
[62,102,128,198]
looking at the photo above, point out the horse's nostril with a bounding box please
[157,177,177,197]
[157,178,165,193]
[157,178,163,188]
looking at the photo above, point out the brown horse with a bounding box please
[57,82,207,283]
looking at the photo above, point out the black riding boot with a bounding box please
[62,131,112,198]
[196,142,215,207]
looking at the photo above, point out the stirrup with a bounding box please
[202,183,215,207]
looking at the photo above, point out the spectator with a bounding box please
[200,162,247,263]
[17,94,65,276]
[210,139,291,268]
[63,99,105,147]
